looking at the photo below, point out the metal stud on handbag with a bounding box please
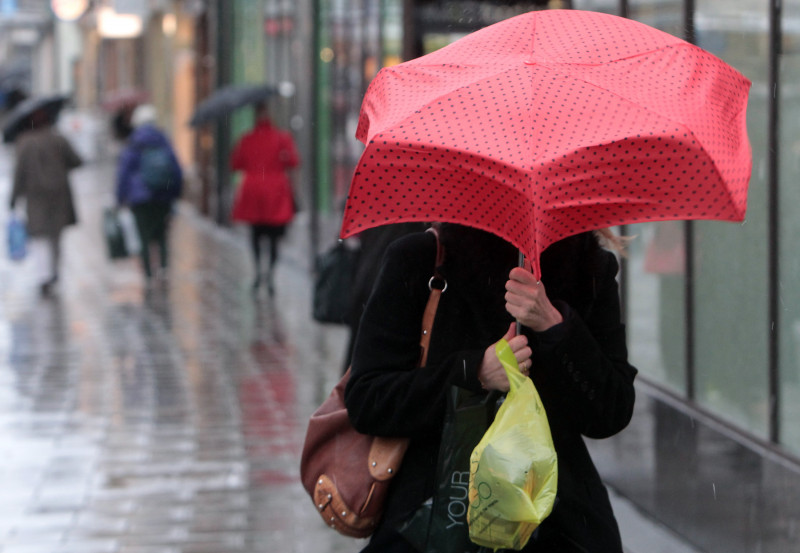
[300,228,445,537]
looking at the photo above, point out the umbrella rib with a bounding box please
[363,63,523,143]
[529,62,746,217]
[529,42,696,69]
[365,43,698,143]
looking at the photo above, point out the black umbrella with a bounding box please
[189,83,278,127]
[2,94,69,143]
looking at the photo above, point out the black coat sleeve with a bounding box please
[344,233,479,439]
[531,252,637,439]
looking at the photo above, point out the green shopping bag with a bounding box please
[399,386,500,553]
[468,339,558,551]
[103,208,128,260]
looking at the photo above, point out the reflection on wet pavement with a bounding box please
[0,157,360,552]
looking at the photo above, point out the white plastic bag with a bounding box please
[117,208,141,255]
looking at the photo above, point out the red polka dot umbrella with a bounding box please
[340,10,752,279]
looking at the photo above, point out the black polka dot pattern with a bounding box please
[340,9,752,279]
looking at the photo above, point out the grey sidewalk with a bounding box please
[0,153,697,553]
[0,153,359,553]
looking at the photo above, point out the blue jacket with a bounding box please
[116,124,183,205]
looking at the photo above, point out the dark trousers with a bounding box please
[42,229,62,282]
[250,224,285,275]
[131,202,172,278]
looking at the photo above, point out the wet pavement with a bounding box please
[0,150,363,553]
[0,149,697,553]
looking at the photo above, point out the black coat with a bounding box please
[345,228,638,553]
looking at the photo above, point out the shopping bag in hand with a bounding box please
[117,208,141,255]
[399,387,499,553]
[103,208,128,260]
[7,215,27,262]
[468,339,558,551]
[312,241,358,324]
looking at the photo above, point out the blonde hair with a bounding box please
[593,228,631,257]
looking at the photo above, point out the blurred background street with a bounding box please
[0,145,362,552]
[3,1,800,552]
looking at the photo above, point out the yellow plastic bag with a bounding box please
[467,339,558,551]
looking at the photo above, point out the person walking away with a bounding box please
[10,107,82,296]
[230,102,300,296]
[116,104,183,284]
[111,103,135,141]
[345,223,638,553]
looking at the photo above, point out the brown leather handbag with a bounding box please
[300,229,445,538]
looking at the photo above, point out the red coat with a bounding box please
[230,120,300,225]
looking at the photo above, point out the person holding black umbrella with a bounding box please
[9,106,82,296]
[229,101,300,296]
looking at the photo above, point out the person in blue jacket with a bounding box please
[116,104,182,283]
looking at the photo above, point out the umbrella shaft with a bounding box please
[516,251,525,336]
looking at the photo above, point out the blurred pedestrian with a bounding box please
[9,107,82,296]
[111,104,135,141]
[116,103,183,284]
[230,101,300,296]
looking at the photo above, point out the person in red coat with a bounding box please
[230,102,300,295]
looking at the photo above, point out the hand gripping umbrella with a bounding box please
[340,9,752,279]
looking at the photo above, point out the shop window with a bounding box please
[627,220,688,394]
[625,4,688,394]
[779,0,800,455]
[692,0,770,438]
[570,0,619,14]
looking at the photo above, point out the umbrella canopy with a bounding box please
[340,9,752,279]
[189,83,278,127]
[2,94,69,143]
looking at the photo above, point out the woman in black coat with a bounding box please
[344,223,638,553]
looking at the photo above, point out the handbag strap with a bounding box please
[420,227,446,366]
[368,228,445,475]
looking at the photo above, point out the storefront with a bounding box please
[67,1,797,547]
[576,2,799,551]
[311,1,800,550]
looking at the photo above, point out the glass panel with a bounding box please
[629,1,685,38]
[627,221,687,393]
[232,1,266,137]
[418,2,540,55]
[693,0,769,437]
[625,3,688,393]
[571,0,619,15]
[327,0,365,209]
[381,0,403,67]
[263,0,298,132]
[780,1,800,454]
